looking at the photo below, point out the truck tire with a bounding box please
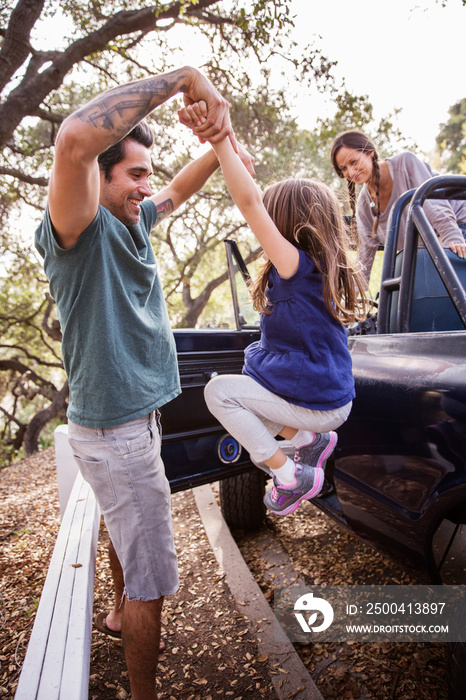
[219,469,266,531]
[446,642,466,700]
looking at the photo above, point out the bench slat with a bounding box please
[59,489,100,700]
[15,473,100,700]
[38,490,86,696]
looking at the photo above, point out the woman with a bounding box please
[331,130,466,284]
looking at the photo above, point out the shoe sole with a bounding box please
[94,612,121,639]
[267,468,325,516]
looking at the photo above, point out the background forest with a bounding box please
[1,0,465,464]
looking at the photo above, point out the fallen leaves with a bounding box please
[0,450,61,699]
[88,489,281,699]
[1,449,449,700]
[235,500,448,700]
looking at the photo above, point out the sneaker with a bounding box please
[294,432,338,471]
[263,463,325,516]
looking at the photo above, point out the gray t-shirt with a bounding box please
[35,200,180,428]
[356,151,466,282]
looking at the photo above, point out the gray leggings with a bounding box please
[204,374,352,464]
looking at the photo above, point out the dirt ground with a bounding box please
[0,449,282,700]
[0,448,448,699]
[89,494,280,700]
[237,500,447,700]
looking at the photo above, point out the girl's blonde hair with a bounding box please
[249,178,368,324]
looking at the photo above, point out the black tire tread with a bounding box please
[219,470,266,531]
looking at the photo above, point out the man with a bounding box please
[35,67,248,700]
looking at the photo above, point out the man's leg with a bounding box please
[122,597,164,700]
[105,539,125,632]
[102,543,167,653]
[68,414,178,695]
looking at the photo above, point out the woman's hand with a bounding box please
[449,242,466,259]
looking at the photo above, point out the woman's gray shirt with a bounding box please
[356,151,466,282]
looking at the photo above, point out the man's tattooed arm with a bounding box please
[154,199,174,225]
[72,69,191,149]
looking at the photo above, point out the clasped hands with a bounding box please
[179,99,255,177]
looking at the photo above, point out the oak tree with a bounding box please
[0,0,333,459]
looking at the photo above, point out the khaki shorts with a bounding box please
[68,412,179,600]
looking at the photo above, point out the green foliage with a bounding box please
[0,244,66,464]
[0,0,409,461]
[436,97,466,173]
[0,0,334,460]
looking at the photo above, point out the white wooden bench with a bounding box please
[15,428,100,700]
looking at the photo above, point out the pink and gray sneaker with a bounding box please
[263,432,337,516]
[294,431,338,471]
[263,463,325,515]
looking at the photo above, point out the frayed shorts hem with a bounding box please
[124,584,180,602]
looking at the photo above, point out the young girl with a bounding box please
[331,130,466,284]
[180,103,367,516]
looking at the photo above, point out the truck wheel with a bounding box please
[446,642,466,700]
[219,469,266,531]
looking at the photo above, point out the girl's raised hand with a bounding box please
[179,101,255,177]
[178,100,208,130]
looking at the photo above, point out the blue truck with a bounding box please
[159,175,466,697]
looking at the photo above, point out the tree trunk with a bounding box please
[23,381,69,456]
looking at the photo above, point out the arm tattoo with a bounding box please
[155,199,174,225]
[75,70,190,140]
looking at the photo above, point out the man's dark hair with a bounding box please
[98,120,154,181]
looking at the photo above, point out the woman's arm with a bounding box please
[402,152,466,258]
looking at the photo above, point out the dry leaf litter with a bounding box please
[234,497,447,700]
[0,448,448,699]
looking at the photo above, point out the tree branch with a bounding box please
[0,166,48,187]
[30,106,64,125]
[0,358,58,393]
[0,344,63,368]
[179,243,261,327]
[41,294,62,341]
[23,379,68,455]
[0,0,45,92]
[0,0,222,148]
[0,405,24,430]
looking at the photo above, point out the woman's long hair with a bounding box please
[249,178,368,324]
[330,130,381,238]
